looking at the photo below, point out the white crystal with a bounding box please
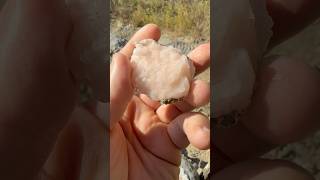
[131,39,195,101]
[213,0,273,118]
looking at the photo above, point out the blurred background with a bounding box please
[110,0,210,179]
[265,20,320,179]
[110,0,210,39]
[4,0,320,179]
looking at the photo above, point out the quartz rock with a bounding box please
[213,0,273,118]
[131,39,195,101]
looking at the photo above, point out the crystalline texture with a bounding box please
[131,39,195,101]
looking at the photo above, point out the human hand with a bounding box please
[109,24,210,180]
[214,0,320,179]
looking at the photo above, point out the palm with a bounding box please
[111,96,180,180]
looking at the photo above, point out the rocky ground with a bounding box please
[264,20,320,179]
[110,24,211,180]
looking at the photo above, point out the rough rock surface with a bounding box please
[131,39,195,101]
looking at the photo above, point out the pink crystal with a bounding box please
[131,39,195,101]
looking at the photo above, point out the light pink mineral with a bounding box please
[131,39,195,101]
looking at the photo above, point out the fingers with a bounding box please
[188,43,210,75]
[156,79,210,123]
[167,112,210,150]
[139,94,161,109]
[120,24,161,58]
[213,56,320,171]
[110,53,133,129]
[243,56,320,145]
[172,42,210,112]
[110,24,161,128]
[156,104,181,123]
[142,79,210,114]
[155,79,210,124]
[150,42,211,122]
[175,79,210,112]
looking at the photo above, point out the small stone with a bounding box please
[160,98,183,105]
[131,39,195,101]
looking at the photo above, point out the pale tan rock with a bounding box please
[131,39,195,101]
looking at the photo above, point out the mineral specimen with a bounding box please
[131,39,195,101]
[213,0,273,119]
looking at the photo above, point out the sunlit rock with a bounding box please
[131,39,195,101]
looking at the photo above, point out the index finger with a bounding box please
[120,24,161,58]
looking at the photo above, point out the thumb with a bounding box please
[110,53,134,129]
[167,112,210,150]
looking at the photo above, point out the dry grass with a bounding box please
[111,0,210,40]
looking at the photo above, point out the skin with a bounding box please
[0,1,210,180]
[109,24,210,180]
[214,0,320,179]
[0,1,76,179]
[1,0,318,179]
